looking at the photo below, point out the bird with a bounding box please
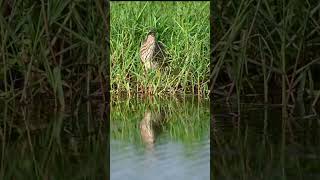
[140,29,167,71]
[140,109,166,145]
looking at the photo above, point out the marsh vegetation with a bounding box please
[111,2,210,97]
[0,0,108,108]
[212,0,320,107]
[212,1,320,178]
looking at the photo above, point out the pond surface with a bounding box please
[212,101,320,179]
[0,100,108,179]
[110,97,210,180]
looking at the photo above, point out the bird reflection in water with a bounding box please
[139,109,166,150]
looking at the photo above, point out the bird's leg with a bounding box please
[143,67,146,95]
[147,74,152,96]
[147,69,152,96]
[143,66,152,96]
[142,65,148,95]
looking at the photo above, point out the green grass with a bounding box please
[111,2,210,97]
[0,0,108,107]
[213,0,320,106]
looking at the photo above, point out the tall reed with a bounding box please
[0,0,108,107]
[212,0,320,106]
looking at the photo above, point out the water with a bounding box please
[212,101,320,179]
[0,100,108,179]
[3,96,318,179]
[111,97,210,180]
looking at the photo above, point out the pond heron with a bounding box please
[140,29,166,71]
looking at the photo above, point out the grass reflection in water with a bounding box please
[111,96,210,180]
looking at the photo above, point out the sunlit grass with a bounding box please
[111,2,210,97]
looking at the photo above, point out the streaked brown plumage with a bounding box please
[140,30,166,70]
[140,110,165,145]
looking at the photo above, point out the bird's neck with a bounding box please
[147,36,156,43]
